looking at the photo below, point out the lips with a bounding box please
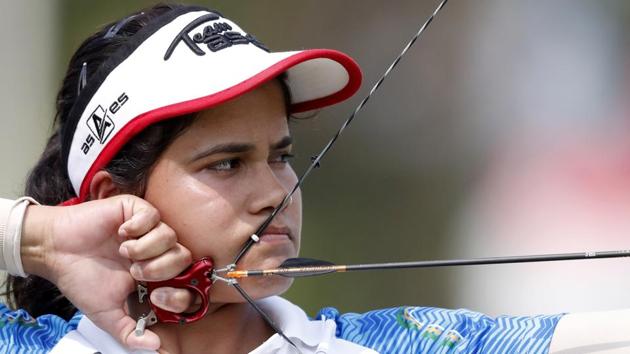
[258,225,292,243]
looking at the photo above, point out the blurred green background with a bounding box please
[3,0,630,317]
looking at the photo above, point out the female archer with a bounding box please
[1,3,629,353]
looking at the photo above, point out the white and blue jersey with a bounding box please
[317,306,560,353]
[0,297,563,353]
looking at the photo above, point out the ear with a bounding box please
[89,170,121,200]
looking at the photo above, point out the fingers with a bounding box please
[150,287,197,313]
[128,243,192,281]
[119,222,176,261]
[112,195,196,337]
[115,198,193,281]
[118,202,161,238]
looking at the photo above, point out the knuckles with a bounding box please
[145,208,161,227]
[132,244,192,280]
[177,246,193,268]
[160,223,177,246]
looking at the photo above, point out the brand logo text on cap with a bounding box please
[81,93,128,154]
[164,13,268,61]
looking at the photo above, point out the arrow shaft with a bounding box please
[345,250,630,270]
[225,250,630,279]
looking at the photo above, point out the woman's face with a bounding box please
[144,80,301,302]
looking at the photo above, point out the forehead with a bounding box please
[173,80,289,149]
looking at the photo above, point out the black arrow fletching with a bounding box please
[274,258,338,277]
[279,257,335,268]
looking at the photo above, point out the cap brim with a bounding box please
[63,8,362,203]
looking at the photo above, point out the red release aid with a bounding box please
[146,257,214,324]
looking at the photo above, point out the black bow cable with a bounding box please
[226,0,450,350]
[231,282,301,353]
[231,0,450,266]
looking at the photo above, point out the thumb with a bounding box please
[94,309,161,351]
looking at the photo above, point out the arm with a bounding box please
[1,196,195,350]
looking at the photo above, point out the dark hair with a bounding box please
[5,4,292,320]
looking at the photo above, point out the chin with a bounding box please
[209,274,294,304]
[242,275,294,299]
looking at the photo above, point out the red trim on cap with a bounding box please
[289,51,362,113]
[70,49,362,202]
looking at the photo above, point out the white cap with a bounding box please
[61,6,362,204]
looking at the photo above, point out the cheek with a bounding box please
[286,168,302,216]
[167,199,237,260]
[291,193,302,252]
[144,168,245,262]
[279,166,302,245]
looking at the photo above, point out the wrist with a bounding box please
[0,197,41,277]
[21,204,53,279]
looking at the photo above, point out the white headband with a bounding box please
[61,6,361,204]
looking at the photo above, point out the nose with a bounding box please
[247,164,290,215]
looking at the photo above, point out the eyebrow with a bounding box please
[271,135,293,150]
[189,135,293,163]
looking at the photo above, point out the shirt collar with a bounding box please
[55,296,372,354]
[255,296,337,347]
[251,297,375,353]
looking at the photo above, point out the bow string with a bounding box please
[223,1,451,351]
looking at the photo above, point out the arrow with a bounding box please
[225,250,630,279]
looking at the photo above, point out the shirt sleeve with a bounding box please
[316,306,563,354]
[0,303,79,353]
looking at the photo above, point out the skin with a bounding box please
[19,79,298,353]
[97,80,302,353]
[21,195,189,349]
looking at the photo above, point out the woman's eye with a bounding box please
[272,153,294,164]
[208,159,240,171]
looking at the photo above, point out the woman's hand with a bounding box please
[20,195,195,350]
